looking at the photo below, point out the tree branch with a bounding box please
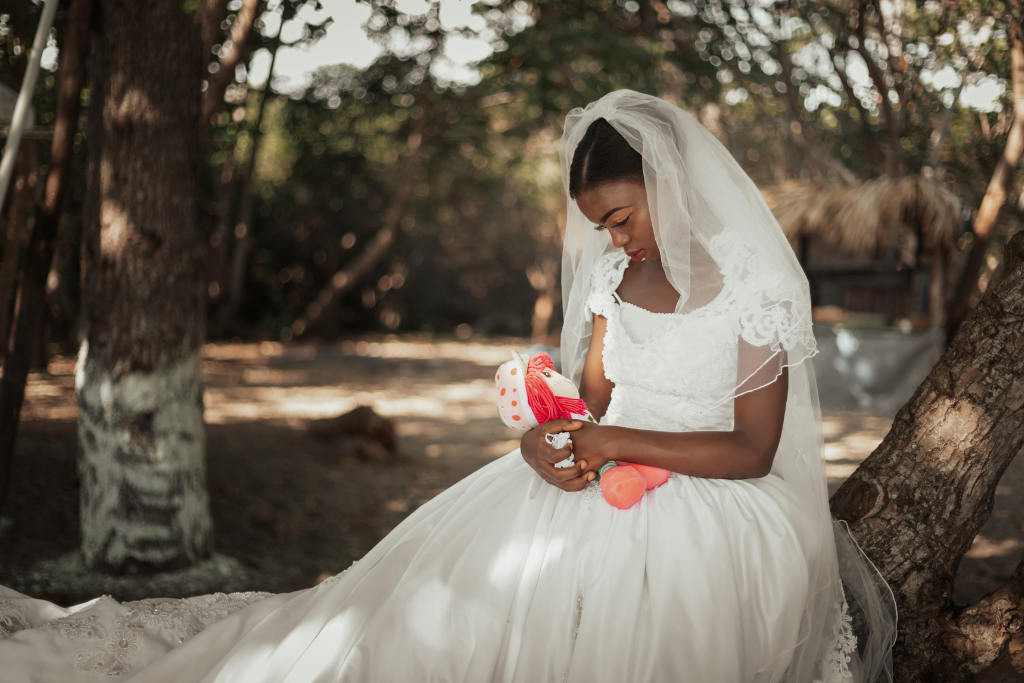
[290,79,431,338]
[199,0,231,73]
[200,0,261,130]
[924,80,964,172]
[853,0,900,176]
[0,0,92,514]
[945,14,1024,342]
[761,39,856,183]
[220,38,281,331]
[792,2,885,171]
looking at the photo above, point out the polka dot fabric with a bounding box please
[495,359,538,429]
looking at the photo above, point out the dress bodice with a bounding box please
[588,250,739,433]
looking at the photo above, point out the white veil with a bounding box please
[558,90,896,683]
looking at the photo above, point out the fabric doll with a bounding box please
[495,350,670,509]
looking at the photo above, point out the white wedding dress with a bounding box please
[0,244,854,682]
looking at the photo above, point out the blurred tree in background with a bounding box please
[1,0,1022,350]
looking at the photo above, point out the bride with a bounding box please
[0,90,895,682]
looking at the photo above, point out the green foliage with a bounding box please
[4,0,1022,345]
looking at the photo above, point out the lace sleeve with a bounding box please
[585,252,628,319]
[707,227,815,355]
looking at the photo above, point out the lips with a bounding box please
[628,249,645,262]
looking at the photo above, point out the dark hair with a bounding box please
[568,118,644,199]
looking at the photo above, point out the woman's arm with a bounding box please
[579,314,614,419]
[571,363,788,479]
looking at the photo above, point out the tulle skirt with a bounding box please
[1,449,818,683]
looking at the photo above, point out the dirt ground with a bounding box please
[2,336,1022,612]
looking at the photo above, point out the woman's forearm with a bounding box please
[597,425,775,480]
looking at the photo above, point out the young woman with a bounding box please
[0,90,895,682]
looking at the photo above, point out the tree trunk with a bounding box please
[946,16,1024,343]
[831,231,1024,682]
[220,37,279,333]
[528,257,558,344]
[0,144,37,357]
[78,0,211,573]
[927,244,946,330]
[0,0,91,516]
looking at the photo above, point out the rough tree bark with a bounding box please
[946,14,1024,343]
[78,0,212,572]
[0,0,91,515]
[831,231,1024,683]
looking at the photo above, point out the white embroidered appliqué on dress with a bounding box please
[816,591,857,683]
[0,595,29,639]
[35,591,272,677]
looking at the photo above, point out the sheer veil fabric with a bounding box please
[0,89,897,683]
[559,90,896,682]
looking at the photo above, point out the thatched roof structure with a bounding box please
[760,176,961,257]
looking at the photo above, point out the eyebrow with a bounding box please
[600,206,630,224]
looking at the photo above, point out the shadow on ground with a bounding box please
[3,337,1022,614]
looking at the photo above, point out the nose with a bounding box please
[609,229,629,249]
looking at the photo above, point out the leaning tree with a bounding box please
[76,0,212,572]
[832,228,1024,682]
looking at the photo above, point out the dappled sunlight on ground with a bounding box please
[8,337,1023,607]
[821,414,892,488]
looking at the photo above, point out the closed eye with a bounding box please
[593,214,630,231]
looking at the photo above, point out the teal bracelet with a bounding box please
[596,461,618,480]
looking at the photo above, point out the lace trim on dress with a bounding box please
[589,249,736,407]
[573,587,584,643]
[318,560,359,588]
[579,480,602,510]
[815,591,857,683]
[585,251,629,320]
[46,613,106,639]
[705,227,814,353]
[0,595,30,639]
[586,228,814,355]
[38,591,272,677]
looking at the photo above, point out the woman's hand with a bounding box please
[567,422,615,475]
[520,419,596,492]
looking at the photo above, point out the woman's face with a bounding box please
[575,179,659,262]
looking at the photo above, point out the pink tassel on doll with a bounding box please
[496,350,670,509]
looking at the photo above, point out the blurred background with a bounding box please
[1,0,1022,610]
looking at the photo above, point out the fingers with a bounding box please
[535,459,597,491]
[541,418,582,434]
[561,473,596,492]
[540,443,575,465]
[557,470,597,492]
[535,458,580,481]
